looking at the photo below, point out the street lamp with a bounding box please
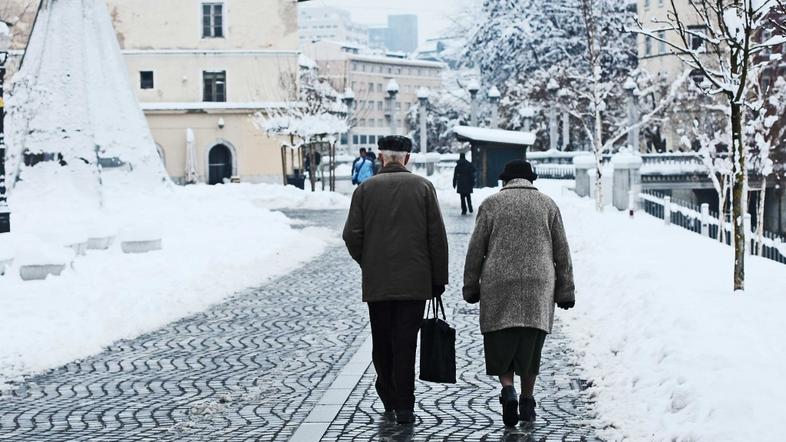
[416,87,429,154]
[487,85,501,128]
[0,22,10,234]
[520,105,535,132]
[467,78,480,127]
[386,79,399,135]
[623,77,640,152]
[342,87,355,154]
[547,79,559,151]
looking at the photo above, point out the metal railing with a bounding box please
[638,190,786,265]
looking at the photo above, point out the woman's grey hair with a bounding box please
[379,150,408,164]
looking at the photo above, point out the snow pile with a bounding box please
[5,0,168,190]
[0,178,348,385]
[534,181,786,441]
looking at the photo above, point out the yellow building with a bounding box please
[4,0,310,184]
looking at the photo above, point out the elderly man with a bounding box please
[343,135,449,425]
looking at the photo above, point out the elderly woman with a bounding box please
[463,160,575,427]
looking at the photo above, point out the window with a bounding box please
[377,83,383,92]
[359,118,366,127]
[360,135,368,144]
[369,135,376,144]
[140,71,154,89]
[644,0,651,8]
[202,3,224,38]
[657,31,666,54]
[369,119,376,127]
[353,135,359,144]
[341,133,348,144]
[377,101,383,111]
[203,71,226,102]
[645,36,652,56]
[688,26,707,51]
[369,82,374,91]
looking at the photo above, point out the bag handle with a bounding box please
[427,295,447,321]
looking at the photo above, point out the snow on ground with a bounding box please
[0,165,349,386]
[429,169,786,441]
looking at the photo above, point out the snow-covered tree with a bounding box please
[637,0,782,291]
[254,56,347,191]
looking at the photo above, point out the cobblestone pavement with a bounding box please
[0,210,365,441]
[323,211,601,441]
[0,207,600,441]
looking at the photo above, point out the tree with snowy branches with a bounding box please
[636,0,784,291]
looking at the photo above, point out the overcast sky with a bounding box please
[302,0,475,45]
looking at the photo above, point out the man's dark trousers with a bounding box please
[367,300,426,412]
[460,193,473,214]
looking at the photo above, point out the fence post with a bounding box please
[744,213,752,256]
[700,203,709,237]
[664,196,671,226]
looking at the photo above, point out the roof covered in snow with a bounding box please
[453,126,536,146]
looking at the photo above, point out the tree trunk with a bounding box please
[730,101,746,291]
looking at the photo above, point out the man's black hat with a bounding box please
[499,160,538,182]
[377,135,413,152]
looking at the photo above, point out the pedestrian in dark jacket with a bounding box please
[453,153,476,215]
[343,135,449,425]
[463,160,575,428]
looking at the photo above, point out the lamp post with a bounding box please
[467,78,480,127]
[557,88,570,151]
[0,23,10,234]
[487,85,501,128]
[520,105,535,133]
[623,77,640,152]
[547,79,559,151]
[342,87,355,155]
[416,87,429,153]
[386,79,399,135]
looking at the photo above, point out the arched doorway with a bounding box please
[208,144,233,185]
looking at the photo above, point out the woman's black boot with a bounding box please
[519,395,536,423]
[499,386,519,427]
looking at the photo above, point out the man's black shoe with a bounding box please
[499,386,519,427]
[382,410,396,421]
[395,409,416,424]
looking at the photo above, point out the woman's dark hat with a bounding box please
[378,135,413,152]
[499,160,538,182]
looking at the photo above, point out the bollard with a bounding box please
[744,213,752,255]
[700,203,710,236]
[664,196,672,226]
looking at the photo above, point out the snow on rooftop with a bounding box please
[453,125,536,146]
[298,54,318,69]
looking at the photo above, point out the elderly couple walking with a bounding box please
[343,136,575,428]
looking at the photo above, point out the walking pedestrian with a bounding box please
[452,153,476,215]
[351,148,375,185]
[343,135,449,425]
[462,160,575,427]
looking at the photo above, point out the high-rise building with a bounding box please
[298,6,369,47]
[385,15,418,54]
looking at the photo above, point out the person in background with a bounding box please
[366,149,380,175]
[462,160,575,427]
[453,152,476,215]
[352,148,375,185]
[343,135,449,425]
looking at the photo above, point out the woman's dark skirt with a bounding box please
[483,327,547,376]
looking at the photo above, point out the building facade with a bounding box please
[4,0,305,185]
[298,6,368,47]
[301,41,443,154]
[107,0,302,185]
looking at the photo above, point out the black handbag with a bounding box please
[419,296,457,384]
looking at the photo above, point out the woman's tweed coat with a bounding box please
[462,179,575,334]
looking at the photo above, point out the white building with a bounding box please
[298,6,368,48]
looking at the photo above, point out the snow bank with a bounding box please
[0,179,348,385]
[535,180,786,442]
